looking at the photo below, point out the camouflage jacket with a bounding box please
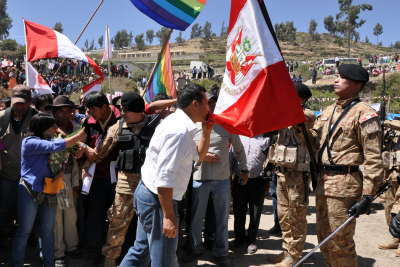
[306,95,383,197]
[274,107,316,174]
[82,116,149,195]
[382,119,400,181]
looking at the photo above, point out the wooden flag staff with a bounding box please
[141,29,173,98]
[50,0,104,82]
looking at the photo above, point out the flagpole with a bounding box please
[141,29,173,98]
[22,17,29,88]
[107,25,112,96]
[51,0,104,82]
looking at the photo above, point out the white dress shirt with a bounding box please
[141,109,199,200]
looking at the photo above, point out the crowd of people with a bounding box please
[1,55,400,267]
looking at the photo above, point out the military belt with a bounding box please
[319,164,359,174]
[277,166,298,173]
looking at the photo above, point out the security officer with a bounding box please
[378,118,400,254]
[267,83,316,267]
[81,92,160,267]
[302,64,383,267]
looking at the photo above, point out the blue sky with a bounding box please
[6,0,400,50]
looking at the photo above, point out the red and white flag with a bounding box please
[25,57,52,95]
[24,20,104,86]
[82,78,102,97]
[213,0,305,137]
[101,26,113,64]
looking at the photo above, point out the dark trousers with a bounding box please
[232,176,265,244]
[0,177,19,236]
[86,177,116,257]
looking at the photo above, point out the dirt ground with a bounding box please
[0,192,399,267]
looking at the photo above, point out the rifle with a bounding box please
[300,122,318,191]
[380,67,387,150]
[293,180,392,267]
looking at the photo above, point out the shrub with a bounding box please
[294,64,312,81]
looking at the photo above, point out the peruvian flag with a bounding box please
[24,20,104,84]
[82,78,102,97]
[25,57,52,95]
[213,0,305,137]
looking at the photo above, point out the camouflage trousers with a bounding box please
[316,194,358,267]
[384,169,400,225]
[277,170,309,259]
[391,183,400,215]
[102,192,135,258]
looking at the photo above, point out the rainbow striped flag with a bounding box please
[130,0,206,31]
[145,39,177,103]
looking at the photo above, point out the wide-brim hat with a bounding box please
[45,95,73,110]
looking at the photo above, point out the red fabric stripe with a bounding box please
[213,61,306,137]
[228,0,247,33]
[25,20,58,62]
[85,55,104,81]
[82,78,102,95]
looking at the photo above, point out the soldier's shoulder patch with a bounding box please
[360,114,380,134]
[361,113,378,122]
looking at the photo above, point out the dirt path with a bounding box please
[1,193,398,266]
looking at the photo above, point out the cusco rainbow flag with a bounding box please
[145,39,177,103]
[130,0,206,31]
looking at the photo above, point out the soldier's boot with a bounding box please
[104,257,116,267]
[378,238,400,250]
[267,252,286,264]
[396,245,400,257]
[275,254,299,267]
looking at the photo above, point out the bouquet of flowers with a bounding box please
[48,133,70,177]
[48,124,83,177]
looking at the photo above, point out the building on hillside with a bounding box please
[117,50,200,61]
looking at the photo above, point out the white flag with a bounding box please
[24,56,52,95]
[101,26,113,64]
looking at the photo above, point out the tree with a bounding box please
[220,20,228,37]
[87,39,95,51]
[146,29,154,45]
[155,27,170,45]
[200,21,214,53]
[53,22,63,33]
[111,29,133,49]
[308,19,318,40]
[274,21,296,44]
[175,31,185,45]
[365,35,370,44]
[190,23,203,39]
[98,35,104,48]
[378,41,382,47]
[0,0,12,38]
[323,15,336,36]
[135,33,146,50]
[335,0,373,57]
[17,44,25,58]
[373,23,383,46]
[394,41,400,50]
[84,39,89,51]
[0,38,17,51]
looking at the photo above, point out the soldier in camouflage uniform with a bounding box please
[302,64,383,267]
[389,183,400,257]
[378,119,400,253]
[267,83,316,267]
[82,92,158,267]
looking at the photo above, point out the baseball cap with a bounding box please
[11,85,31,105]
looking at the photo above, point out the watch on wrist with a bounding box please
[240,169,249,174]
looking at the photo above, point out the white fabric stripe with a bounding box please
[215,0,283,114]
[55,31,88,62]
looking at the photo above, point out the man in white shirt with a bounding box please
[120,83,214,267]
[335,56,340,68]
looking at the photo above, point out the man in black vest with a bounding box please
[0,85,37,249]
[82,92,160,267]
